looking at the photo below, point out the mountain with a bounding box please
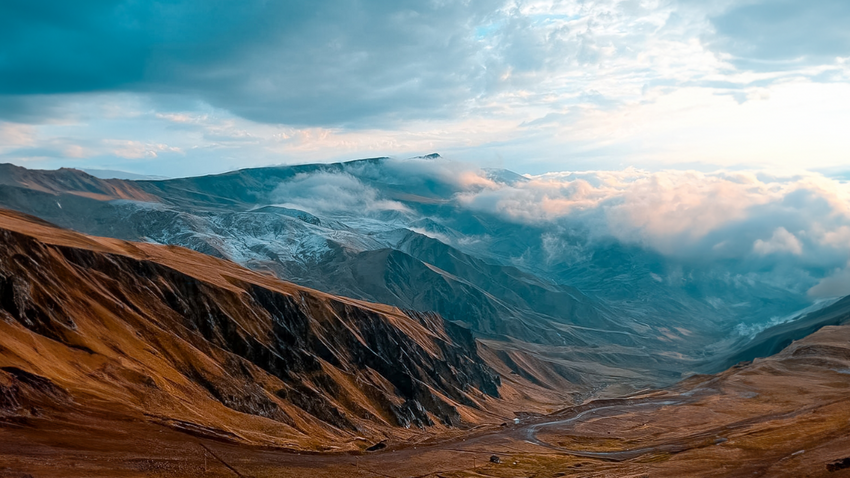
[0,208,506,451]
[0,163,156,202]
[482,315,850,477]
[716,295,850,370]
[0,159,821,397]
[2,160,849,476]
[1,211,847,476]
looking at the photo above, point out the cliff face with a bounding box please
[0,209,500,450]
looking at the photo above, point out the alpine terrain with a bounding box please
[1,158,849,477]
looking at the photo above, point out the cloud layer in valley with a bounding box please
[276,157,850,298]
[468,166,850,297]
[271,171,409,215]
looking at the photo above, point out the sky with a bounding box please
[1,0,849,177]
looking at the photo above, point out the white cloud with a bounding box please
[450,165,850,262]
[0,122,36,152]
[155,112,208,124]
[271,172,410,216]
[821,226,850,247]
[104,140,183,159]
[0,1,847,176]
[753,227,803,256]
[268,158,849,279]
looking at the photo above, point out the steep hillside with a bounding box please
[0,208,504,451]
[0,163,155,202]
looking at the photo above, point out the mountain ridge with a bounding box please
[0,208,516,450]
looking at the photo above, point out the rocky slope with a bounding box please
[0,208,504,451]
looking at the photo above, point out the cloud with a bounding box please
[275,158,850,274]
[105,140,182,159]
[822,225,850,247]
[347,156,502,192]
[271,171,409,216]
[449,165,850,266]
[708,0,850,70]
[6,0,837,130]
[0,122,36,151]
[261,158,850,306]
[0,0,503,127]
[1,1,849,177]
[753,227,803,256]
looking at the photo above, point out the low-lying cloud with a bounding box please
[286,158,850,299]
[271,171,409,216]
[753,227,803,256]
[455,168,848,258]
[808,262,850,298]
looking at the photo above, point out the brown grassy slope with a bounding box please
[0,208,506,452]
[2,299,849,477]
[472,321,850,478]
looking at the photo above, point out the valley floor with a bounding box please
[3,323,850,478]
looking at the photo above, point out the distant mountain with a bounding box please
[0,163,156,201]
[0,159,819,397]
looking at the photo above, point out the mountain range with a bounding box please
[0,211,846,477]
[0,159,833,397]
[1,158,850,476]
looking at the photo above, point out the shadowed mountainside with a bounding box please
[0,208,509,451]
[715,295,850,371]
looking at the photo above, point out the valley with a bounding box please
[3,310,850,477]
[1,160,849,477]
[0,160,817,398]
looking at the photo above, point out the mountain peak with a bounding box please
[415,153,441,159]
